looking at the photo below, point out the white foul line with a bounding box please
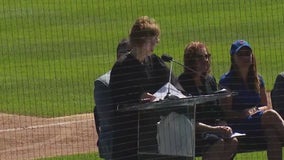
[0,119,94,133]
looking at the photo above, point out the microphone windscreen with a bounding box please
[161,54,173,62]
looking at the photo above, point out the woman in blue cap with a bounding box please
[219,40,284,160]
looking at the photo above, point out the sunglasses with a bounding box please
[236,51,252,57]
[197,53,211,59]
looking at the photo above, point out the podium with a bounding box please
[119,91,233,160]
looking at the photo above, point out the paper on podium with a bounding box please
[153,82,187,101]
[230,132,246,138]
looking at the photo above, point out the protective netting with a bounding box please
[1,0,284,160]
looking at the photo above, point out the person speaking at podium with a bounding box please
[109,16,183,160]
[178,41,238,160]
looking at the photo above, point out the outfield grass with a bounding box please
[36,150,270,160]
[36,152,101,160]
[1,0,284,117]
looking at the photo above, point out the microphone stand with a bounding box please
[165,60,173,99]
[172,59,201,76]
[161,54,237,98]
[161,54,201,76]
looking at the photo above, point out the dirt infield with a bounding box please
[0,113,98,160]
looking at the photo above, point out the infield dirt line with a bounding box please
[0,113,98,160]
[0,119,93,133]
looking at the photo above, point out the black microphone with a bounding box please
[165,56,173,99]
[162,53,237,98]
[162,54,183,99]
[161,53,200,75]
[161,54,173,62]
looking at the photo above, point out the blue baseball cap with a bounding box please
[230,40,252,55]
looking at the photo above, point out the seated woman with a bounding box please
[178,41,238,160]
[219,40,284,160]
[271,72,284,117]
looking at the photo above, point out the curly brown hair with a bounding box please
[183,41,211,76]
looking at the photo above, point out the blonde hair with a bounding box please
[129,16,160,47]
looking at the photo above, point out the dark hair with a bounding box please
[116,38,130,54]
[129,16,160,47]
[230,53,260,93]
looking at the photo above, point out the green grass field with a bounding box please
[1,3,284,158]
[36,153,101,160]
[1,1,283,159]
[36,150,271,160]
[1,0,284,117]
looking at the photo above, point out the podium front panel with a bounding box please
[119,92,233,159]
[137,101,196,159]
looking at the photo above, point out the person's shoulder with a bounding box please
[272,72,284,84]
[257,73,263,78]
[178,72,195,87]
[219,72,231,83]
[112,53,134,71]
[273,72,284,88]
[147,53,168,68]
[206,74,217,83]
[148,54,163,62]
[178,72,186,80]
[274,72,284,84]
[257,74,265,81]
[278,72,284,78]
[206,74,216,80]
[116,53,131,64]
[95,71,111,87]
[256,73,266,87]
